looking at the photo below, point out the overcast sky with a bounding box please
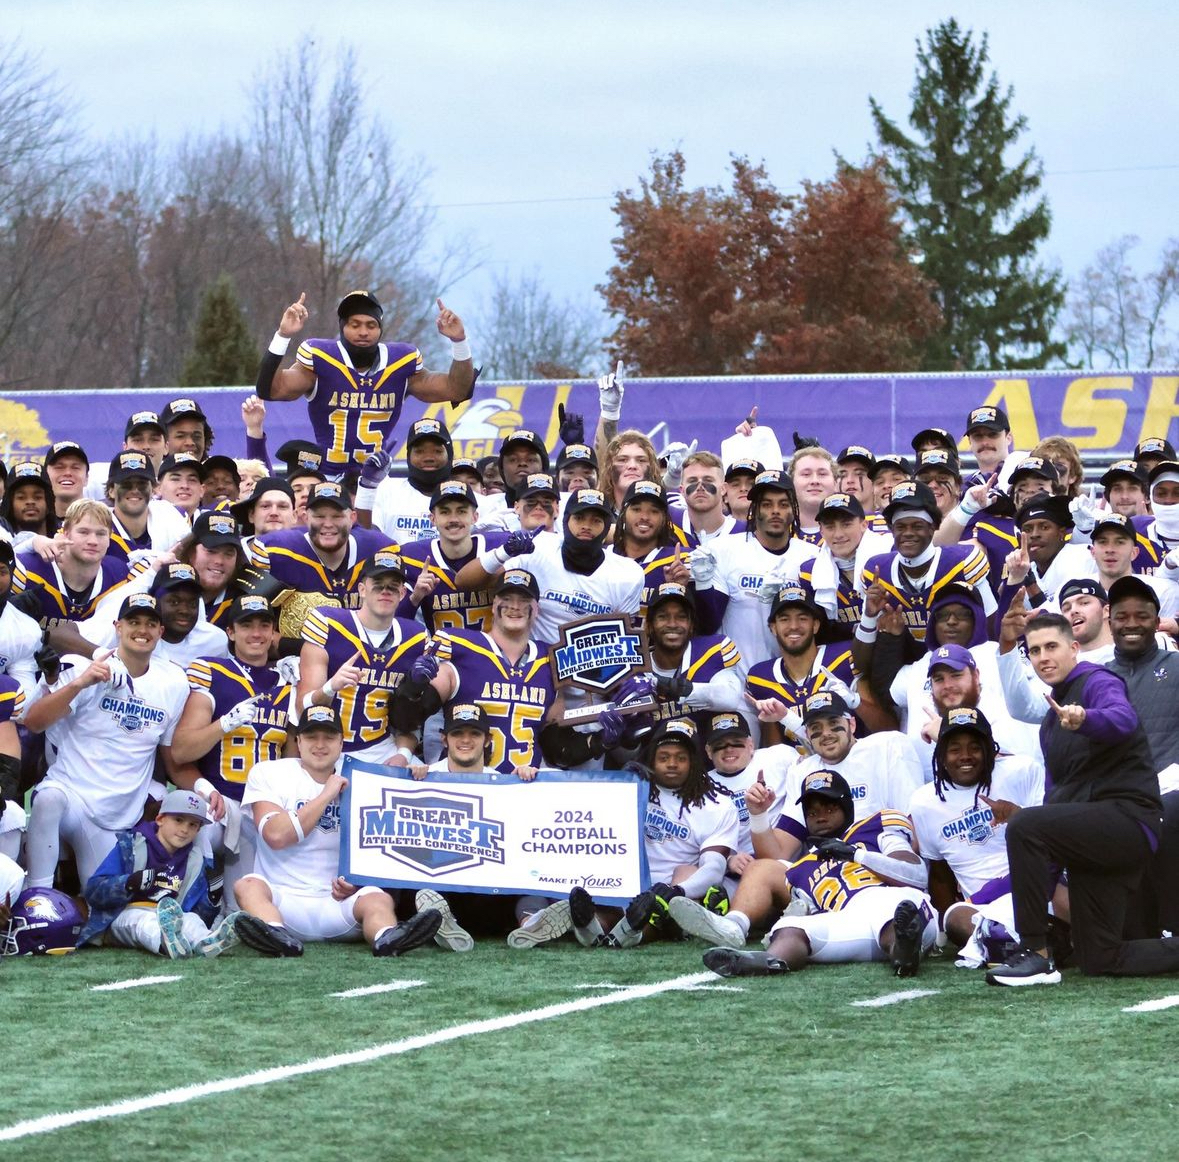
[7,1,1178,342]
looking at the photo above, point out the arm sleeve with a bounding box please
[682,666,744,712]
[245,432,271,471]
[855,846,928,889]
[1076,669,1140,743]
[676,849,729,899]
[997,646,1049,725]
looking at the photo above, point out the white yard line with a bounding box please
[851,988,940,1008]
[0,971,715,1143]
[331,980,426,999]
[575,980,744,993]
[90,975,183,993]
[1123,995,1179,1013]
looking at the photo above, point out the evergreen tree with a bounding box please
[870,19,1065,370]
[179,274,258,386]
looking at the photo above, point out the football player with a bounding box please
[104,451,191,565]
[612,481,690,626]
[359,417,457,542]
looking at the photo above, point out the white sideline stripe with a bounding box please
[0,970,715,1142]
[331,980,425,999]
[1123,995,1179,1013]
[574,981,744,993]
[851,988,940,1008]
[90,975,183,993]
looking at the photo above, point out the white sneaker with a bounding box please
[157,898,193,959]
[415,890,474,953]
[668,897,746,948]
[192,911,245,958]
[507,901,572,948]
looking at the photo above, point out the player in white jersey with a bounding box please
[684,470,812,685]
[910,707,1045,966]
[23,593,190,889]
[0,539,41,706]
[456,488,643,643]
[235,705,444,957]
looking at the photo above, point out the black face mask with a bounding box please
[340,336,379,370]
[561,514,610,575]
[407,459,453,495]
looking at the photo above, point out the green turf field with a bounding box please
[1,939,1176,1162]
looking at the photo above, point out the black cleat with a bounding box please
[985,947,1061,987]
[702,947,788,978]
[237,915,304,958]
[890,900,925,978]
[605,889,657,948]
[569,886,596,928]
[373,909,444,957]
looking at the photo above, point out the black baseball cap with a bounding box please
[228,593,280,624]
[883,480,940,525]
[836,445,875,469]
[939,706,995,744]
[231,477,296,529]
[1090,512,1136,541]
[915,449,961,479]
[796,768,854,805]
[429,479,479,509]
[768,581,824,623]
[307,482,350,511]
[0,540,15,568]
[297,704,344,735]
[451,456,484,483]
[159,398,208,428]
[201,455,241,484]
[191,510,240,548]
[869,453,912,480]
[497,568,540,600]
[443,702,490,733]
[705,712,751,747]
[118,592,162,621]
[964,405,1010,434]
[108,451,156,485]
[911,427,957,454]
[337,290,383,324]
[1147,460,1179,488]
[647,581,695,618]
[150,562,203,595]
[801,689,853,725]
[1058,578,1108,606]
[406,418,452,451]
[519,473,559,500]
[1015,492,1073,529]
[1108,574,1161,612]
[158,452,206,480]
[647,717,699,752]
[6,462,52,499]
[1009,457,1058,486]
[556,443,598,472]
[621,480,669,509]
[500,428,550,473]
[1135,437,1176,461]
[724,457,764,480]
[816,492,866,522]
[44,440,88,468]
[275,440,327,480]
[1100,460,1148,490]
[124,410,165,439]
[747,469,795,510]
[566,487,613,518]
[360,549,407,581]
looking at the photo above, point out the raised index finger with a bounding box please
[436,298,446,312]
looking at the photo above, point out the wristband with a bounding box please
[951,497,981,526]
[854,624,878,644]
[355,483,378,512]
[600,404,621,421]
[395,746,416,763]
[193,778,216,800]
[288,811,306,842]
[321,678,336,698]
[750,813,772,834]
[269,331,291,356]
[859,611,879,630]
[478,546,509,572]
[449,338,472,361]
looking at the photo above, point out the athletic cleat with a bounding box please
[668,897,746,948]
[192,910,245,958]
[415,890,474,953]
[569,886,605,947]
[373,908,444,957]
[157,898,193,959]
[702,885,730,915]
[605,890,657,949]
[237,915,304,958]
[985,947,1061,987]
[507,900,572,949]
[890,899,925,977]
[703,947,788,978]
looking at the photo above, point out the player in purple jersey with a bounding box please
[15,500,128,628]
[399,569,557,776]
[612,481,690,626]
[700,769,935,977]
[298,550,427,765]
[254,290,476,472]
[398,480,508,635]
[251,482,399,614]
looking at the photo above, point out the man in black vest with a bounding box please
[988,611,1179,986]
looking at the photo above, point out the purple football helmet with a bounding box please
[3,887,83,955]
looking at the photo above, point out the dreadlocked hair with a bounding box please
[932,734,1000,808]
[646,746,719,814]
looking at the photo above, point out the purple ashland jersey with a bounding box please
[860,544,991,642]
[650,633,742,733]
[296,338,422,471]
[744,644,856,711]
[302,608,427,752]
[0,674,24,724]
[629,541,690,628]
[434,629,556,773]
[13,555,129,627]
[398,533,510,635]
[784,810,915,912]
[185,656,293,800]
[252,527,399,610]
[963,511,1019,592]
[797,556,863,640]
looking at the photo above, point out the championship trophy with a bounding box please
[548,613,660,724]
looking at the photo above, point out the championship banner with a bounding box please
[5,370,1179,466]
[339,758,649,905]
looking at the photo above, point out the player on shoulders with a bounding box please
[255,291,476,474]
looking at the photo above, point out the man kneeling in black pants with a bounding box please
[988,611,1179,986]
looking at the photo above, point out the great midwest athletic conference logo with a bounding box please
[551,614,646,694]
[357,787,505,875]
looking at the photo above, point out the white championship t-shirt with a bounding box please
[643,783,739,883]
[707,744,798,853]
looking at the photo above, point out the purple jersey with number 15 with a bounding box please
[297,338,422,470]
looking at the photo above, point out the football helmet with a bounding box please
[3,887,83,955]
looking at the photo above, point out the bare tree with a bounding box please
[477,271,605,380]
[1065,235,1179,369]
[248,38,476,342]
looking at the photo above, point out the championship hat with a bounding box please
[911,427,957,455]
[796,768,854,806]
[191,510,240,548]
[307,481,349,511]
[647,717,699,751]
[108,451,156,486]
[724,457,764,480]
[159,398,208,428]
[815,492,865,522]
[497,568,540,600]
[566,487,613,518]
[429,479,479,509]
[705,712,751,747]
[883,480,940,525]
[767,581,824,623]
[124,410,165,439]
[1090,512,1136,540]
[1100,460,1148,491]
[406,417,452,451]
[443,702,490,732]
[801,689,853,725]
[964,405,1010,434]
[1009,457,1058,487]
[227,593,281,624]
[519,473,559,500]
[158,452,206,480]
[556,443,598,471]
[360,549,406,581]
[621,480,669,509]
[158,789,211,825]
[150,562,202,595]
[499,428,550,473]
[297,704,344,735]
[869,453,913,480]
[647,581,695,617]
[118,592,161,621]
[915,448,961,479]
[1135,437,1176,462]
[44,440,88,468]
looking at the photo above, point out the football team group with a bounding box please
[2,290,1178,989]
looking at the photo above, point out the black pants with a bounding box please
[1007,799,1179,977]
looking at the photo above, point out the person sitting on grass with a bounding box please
[77,789,244,960]
[235,704,443,958]
[699,769,936,979]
